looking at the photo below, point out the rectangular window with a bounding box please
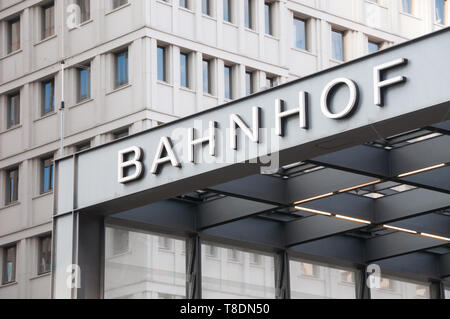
[445,287,450,299]
[112,228,129,255]
[8,18,20,54]
[2,245,16,284]
[115,50,129,88]
[180,53,189,88]
[368,41,380,54]
[112,0,127,9]
[244,0,253,29]
[223,0,232,23]
[5,167,19,205]
[157,46,167,82]
[202,59,211,94]
[201,243,275,298]
[202,0,210,15]
[41,157,54,194]
[41,79,55,116]
[435,0,447,24]
[75,141,91,152]
[7,92,20,129]
[77,0,91,23]
[104,227,186,299]
[293,17,306,50]
[266,76,277,88]
[265,2,272,35]
[224,65,232,99]
[77,63,91,102]
[371,276,430,299]
[331,30,344,61]
[245,71,253,96]
[290,259,357,299]
[402,0,412,14]
[38,235,51,275]
[158,237,173,250]
[113,128,129,140]
[179,0,188,9]
[42,2,55,40]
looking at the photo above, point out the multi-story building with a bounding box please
[0,0,449,299]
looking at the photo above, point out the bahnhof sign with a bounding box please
[52,28,450,299]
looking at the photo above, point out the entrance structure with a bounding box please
[52,28,450,299]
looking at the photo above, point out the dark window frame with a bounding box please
[41,78,55,116]
[7,92,20,129]
[114,50,129,88]
[41,2,55,40]
[2,245,17,284]
[5,167,19,206]
[38,235,52,275]
[7,17,21,54]
[41,156,54,194]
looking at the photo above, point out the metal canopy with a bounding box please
[52,28,450,298]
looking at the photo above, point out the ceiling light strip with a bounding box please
[397,163,446,178]
[420,232,450,242]
[293,192,334,205]
[383,224,417,234]
[294,206,332,216]
[335,214,371,224]
[338,180,381,193]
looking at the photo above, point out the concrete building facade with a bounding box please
[0,0,449,299]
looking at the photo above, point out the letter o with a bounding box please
[320,77,358,119]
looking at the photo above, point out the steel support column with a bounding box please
[274,250,291,299]
[186,234,202,299]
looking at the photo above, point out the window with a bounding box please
[76,0,91,23]
[245,71,253,96]
[41,79,55,116]
[113,128,129,140]
[5,167,19,205]
[180,52,189,88]
[202,0,211,15]
[202,59,212,94]
[41,2,55,40]
[204,244,217,257]
[41,156,54,194]
[435,0,447,24]
[112,228,129,255]
[331,30,344,61]
[228,248,241,262]
[2,245,16,284]
[7,92,20,129]
[299,262,320,277]
[223,0,232,23]
[224,65,232,99]
[75,141,91,152]
[250,253,262,265]
[104,228,186,299]
[402,0,413,14]
[293,17,306,50]
[77,63,91,102]
[244,0,253,29]
[264,2,273,35]
[7,17,20,54]
[157,46,167,82]
[201,243,275,299]
[158,236,173,250]
[266,76,278,88]
[115,50,129,88]
[368,41,380,54]
[340,270,355,284]
[179,0,189,9]
[371,276,431,299]
[38,235,51,274]
[112,0,127,9]
[290,260,357,299]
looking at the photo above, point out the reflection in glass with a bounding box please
[245,71,253,96]
[201,243,275,299]
[180,53,188,88]
[371,276,430,299]
[402,0,412,14]
[290,260,356,299]
[104,227,186,299]
[244,0,252,29]
[223,0,231,22]
[265,3,272,35]
[203,60,211,94]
